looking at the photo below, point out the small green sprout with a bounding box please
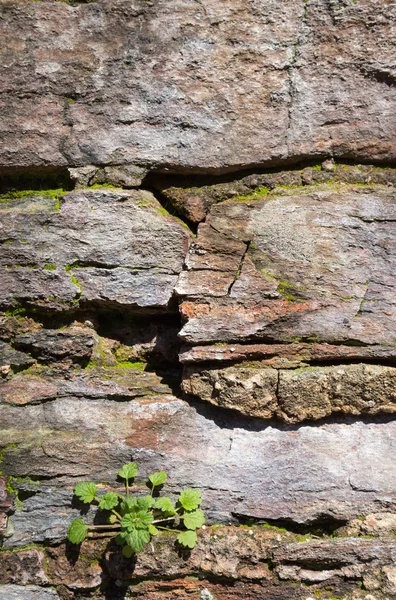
[67,461,205,554]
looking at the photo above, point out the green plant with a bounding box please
[67,462,205,555]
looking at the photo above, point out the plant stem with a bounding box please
[152,516,177,524]
[111,509,122,520]
[156,526,181,533]
[87,524,121,531]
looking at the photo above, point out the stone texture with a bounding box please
[154,164,396,223]
[183,363,396,422]
[2,392,396,546]
[13,328,95,364]
[1,1,395,172]
[0,585,59,600]
[178,186,396,346]
[0,341,35,372]
[0,549,49,586]
[0,189,190,312]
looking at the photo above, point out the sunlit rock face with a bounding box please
[1,0,396,597]
[0,0,395,172]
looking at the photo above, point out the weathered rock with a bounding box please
[13,328,95,364]
[124,579,360,600]
[46,545,102,590]
[339,513,396,538]
[0,189,190,312]
[154,164,396,223]
[1,1,395,171]
[69,165,148,188]
[2,393,396,546]
[0,365,178,407]
[0,585,59,600]
[0,549,49,586]
[0,477,13,538]
[179,186,396,346]
[0,341,35,372]
[180,342,396,366]
[183,363,396,422]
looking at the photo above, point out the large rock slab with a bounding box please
[178,185,396,345]
[0,189,190,312]
[0,0,395,172]
[1,391,396,545]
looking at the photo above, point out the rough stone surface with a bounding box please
[0,189,190,312]
[154,164,396,223]
[2,0,396,595]
[0,585,59,600]
[2,391,396,545]
[1,1,395,172]
[0,549,49,586]
[183,363,396,422]
[178,186,396,346]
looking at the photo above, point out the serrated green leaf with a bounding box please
[183,509,205,530]
[98,492,119,511]
[74,482,97,504]
[179,488,201,511]
[149,471,167,487]
[126,528,150,553]
[148,524,159,536]
[177,530,197,549]
[120,496,138,515]
[154,496,176,516]
[67,518,88,544]
[137,495,154,510]
[122,545,134,558]
[108,514,117,524]
[118,462,138,480]
[121,510,153,531]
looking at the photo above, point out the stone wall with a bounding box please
[1,0,396,598]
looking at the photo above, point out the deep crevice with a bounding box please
[0,167,74,194]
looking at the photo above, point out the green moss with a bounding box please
[0,188,67,202]
[234,186,270,203]
[261,523,288,533]
[89,183,119,190]
[70,274,82,290]
[43,264,57,271]
[276,280,301,302]
[114,361,147,370]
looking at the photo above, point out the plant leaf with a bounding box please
[177,530,197,549]
[118,462,138,480]
[120,497,138,515]
[67,518,88,544]
[183,509,205,530]
[74,482,97,504]
[154,496,176,516]
[137,495,154,510]
[126,529,150,553]
[122,545,134,558]
[179,488,201,511]
[149,471,167,487]
[108,514,117,524]
[148,524,159,536]
[121,510,153,531]
[99,492,119,511]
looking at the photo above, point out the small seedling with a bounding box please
[67,462,205,555]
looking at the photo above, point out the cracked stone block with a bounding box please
[183,363,396,422]
[179,186,396,347]
[0,189,191,313]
